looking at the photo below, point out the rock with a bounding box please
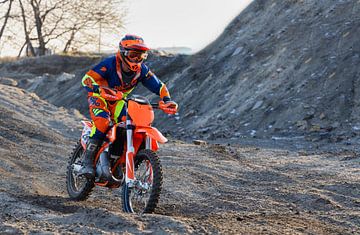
[305,58,312,64]
[234,132,242,137]
[310,125,321,132]
[296,120,308,130]
[184,110,196,118]
[250,130,257,137]
[304,109,315,120]
[29,92,40,100]
[199,127,210,134]
[231,47,243,56]
[193,140,207,145]
[57,72,75,82]
[328,72,336,79]
[251,100,263,110]
[0,77,18,86]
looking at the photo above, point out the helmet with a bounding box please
[119,34,150,71]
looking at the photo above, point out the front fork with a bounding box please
[125,118,136,186]
[125,114,152,187]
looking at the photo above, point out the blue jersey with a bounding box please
[82,54,170,99]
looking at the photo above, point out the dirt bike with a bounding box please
[66,87,176,213]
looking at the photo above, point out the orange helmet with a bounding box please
[119,34,150,71]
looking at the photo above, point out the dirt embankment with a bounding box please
[0,52,187,117]
[0,84,359,234]
[1,1,360,149]
[156,0,360,145]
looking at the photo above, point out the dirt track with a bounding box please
[0,84,359,234]
[1,1,360,233]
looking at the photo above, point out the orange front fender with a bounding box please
[135,126,168,144]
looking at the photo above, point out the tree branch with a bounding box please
[40,0,64,22]
[0,0,14,41]
[19,0,35,56]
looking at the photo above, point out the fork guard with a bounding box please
[135,126,168,144]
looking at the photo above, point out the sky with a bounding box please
[0,0,253,56]
[121,0,253,53]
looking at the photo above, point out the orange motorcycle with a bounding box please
[66,87,176,213]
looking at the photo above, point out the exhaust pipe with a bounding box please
[96,151,123,183]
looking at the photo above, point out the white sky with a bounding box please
[122,0,253,53]
[0,0,253,56]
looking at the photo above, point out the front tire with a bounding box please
[122,149,163,213]
[66,141,95,200]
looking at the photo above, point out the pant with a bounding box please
[88,94,126,140]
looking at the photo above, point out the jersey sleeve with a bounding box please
[140,64,171,100]
[81,59,110,93]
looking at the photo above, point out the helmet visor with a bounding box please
[124,50,148,62]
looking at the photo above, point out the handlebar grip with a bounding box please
[151,103,159,108]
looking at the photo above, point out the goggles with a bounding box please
[124,50,148,62]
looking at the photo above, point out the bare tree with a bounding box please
[0,0,14,41]
[27,0,72,55]
[18,0,35,56]
[61,0,126,53]
[1,0,126,56]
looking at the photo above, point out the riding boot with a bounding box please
[78,138,102,179]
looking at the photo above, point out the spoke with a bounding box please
[141,164,148,178]
[130,158,155,212]
[71,151,87,192]
[137,161,151,182]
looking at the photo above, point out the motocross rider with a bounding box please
[79,34,178,178]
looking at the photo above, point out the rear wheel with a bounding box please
[122,149,163,213]
[66,141,94,200]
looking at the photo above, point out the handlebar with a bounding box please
[99,87,170,111]
[150,103,159,109]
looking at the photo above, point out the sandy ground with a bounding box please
[0,85,359,234]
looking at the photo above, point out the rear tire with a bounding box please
[66,141,95,200]
[122,149,163,213]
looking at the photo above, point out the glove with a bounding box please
[99,87,123,101]
[159,100,178,115]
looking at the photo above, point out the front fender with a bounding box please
[135,126,168,144]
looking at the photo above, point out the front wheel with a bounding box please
[122,149,163,213]
[66,141,94,200]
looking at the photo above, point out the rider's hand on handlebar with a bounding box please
[99,87,123,101]
[159,100,178,115]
